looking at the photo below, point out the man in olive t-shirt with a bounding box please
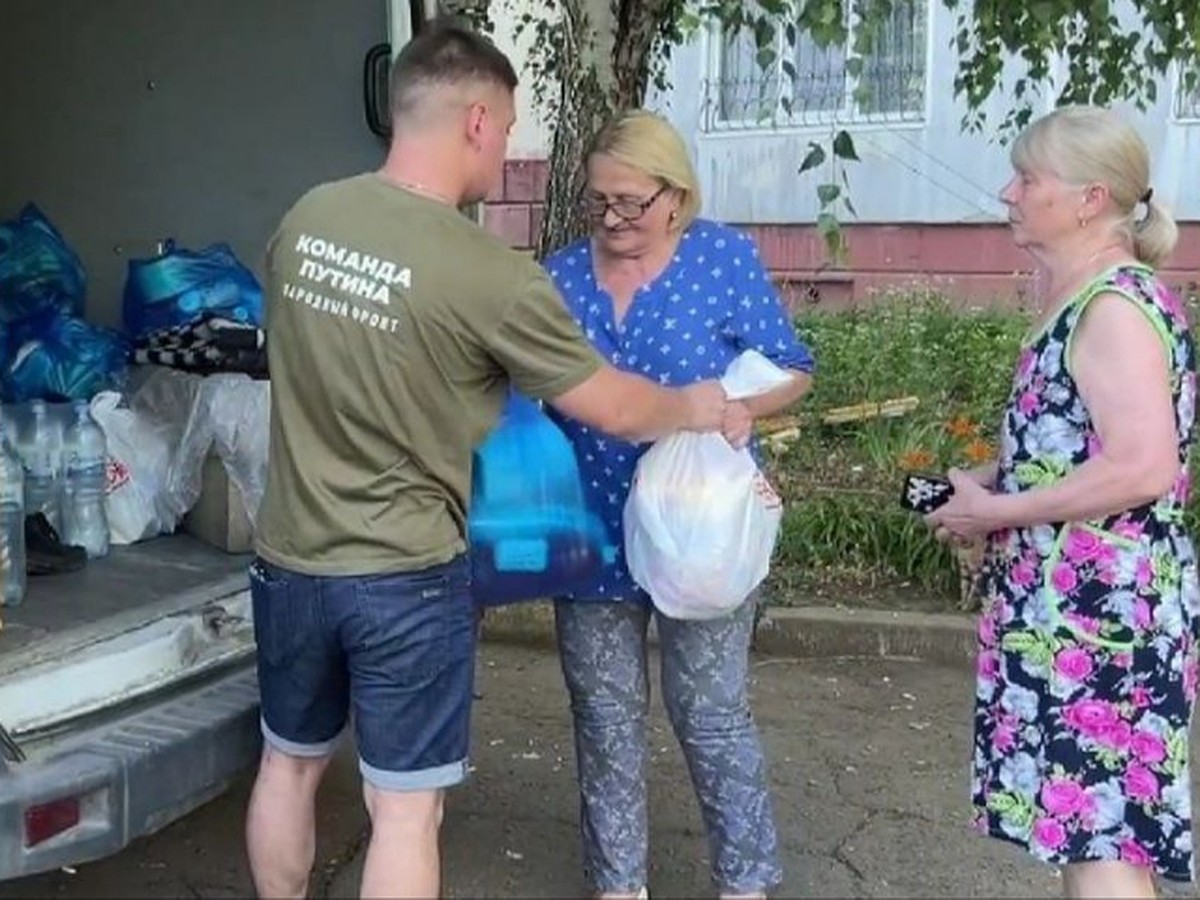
[244,21,726,900]
[254,174,602,575]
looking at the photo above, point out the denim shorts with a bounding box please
[249,554,476,791]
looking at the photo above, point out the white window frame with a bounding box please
[701,0,934,134]
[1172,61,1200,123]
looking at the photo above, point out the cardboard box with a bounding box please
[184,452,254,554]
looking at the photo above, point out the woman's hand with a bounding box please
[721,400,754,449]
[925,469,1003,542]
[963,460,999,490]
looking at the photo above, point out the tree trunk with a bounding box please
[534,0,616,259]
[611,0,678,107]
[534,0,678,259]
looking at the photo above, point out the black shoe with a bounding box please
[25,513,87,576]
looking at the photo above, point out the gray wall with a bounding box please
[0,0,387,327]
[657,1,1200,226]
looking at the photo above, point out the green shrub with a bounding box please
[765,287,1200,610]
[763,291,1024,608]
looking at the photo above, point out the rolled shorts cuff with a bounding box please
[261,717,343,758]
[359,757,470,792]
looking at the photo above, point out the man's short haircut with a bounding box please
[389,17,518,123]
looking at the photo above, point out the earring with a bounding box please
[1078,216,1088,228]
[669,210,678,221]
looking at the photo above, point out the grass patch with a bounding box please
[764,287,1200,612]
[761,290,1028,612]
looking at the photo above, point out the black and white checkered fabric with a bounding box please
[131,316,267,377]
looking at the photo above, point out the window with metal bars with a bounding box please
[706,0,929,130]
[1174,66,1200,121]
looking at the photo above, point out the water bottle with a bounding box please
[62,400,109,559]
[17,399,63,534]
[0,429,27,606]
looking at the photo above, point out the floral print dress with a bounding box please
[974,265,1200,881]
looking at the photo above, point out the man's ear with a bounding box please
[464,102,487,149]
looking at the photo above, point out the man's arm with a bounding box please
[486,269,725,442]
[549,366,726,443]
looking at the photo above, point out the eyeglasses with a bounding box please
[582,185,669,222]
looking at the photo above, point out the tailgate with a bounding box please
[0,535,253,742]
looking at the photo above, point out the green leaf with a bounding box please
[1095,747,1124,772]
[1008,795,1035,830]
[816,210,845,262]
[832,130,859,161]
[1001,631,1041,654]
[986,791,1019,814]
[1165,729,1188,775]
[816,211,840,236]
[753,17,776,49]
[1027,642,1054,667]
[1014,457,1070,488]
[817,183,841,205]
[799,141,827,174]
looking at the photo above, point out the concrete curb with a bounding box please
[480,602,977,669]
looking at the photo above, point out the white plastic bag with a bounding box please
[205,374,270,523]
[134,367,208,529]
[89,391,175,544]
[89,371,270,545]
[624,350,793,620]
[88,368,208,544]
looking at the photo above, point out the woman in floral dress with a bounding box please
[927,105,1198,898]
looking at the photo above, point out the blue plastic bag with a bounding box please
[123,239,263,339]
[0,204,85,326]
[2,311,129,403]
[468,391,615,606]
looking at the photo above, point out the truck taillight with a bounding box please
[24,797,81,847]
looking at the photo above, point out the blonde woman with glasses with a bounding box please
[543,109,815,899]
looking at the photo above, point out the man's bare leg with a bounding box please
[359,784,445,899]
[245,745,332,898]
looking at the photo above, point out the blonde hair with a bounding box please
[1011,105,1177,268]
[587,109,702,230]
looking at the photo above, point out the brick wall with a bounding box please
[482,159,547,252]
[482,160,1200,310]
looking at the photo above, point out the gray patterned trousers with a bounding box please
[554,597,782,894]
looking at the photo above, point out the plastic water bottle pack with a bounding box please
[16,399,63,534]
[61,400,109,559]
[3,399,107,574]
[0,429,25,606]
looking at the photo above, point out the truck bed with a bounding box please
[0,535,254,740]
[0,536,260,882]
[0,535,250,661]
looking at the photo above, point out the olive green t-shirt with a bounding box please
[254,173,602,576]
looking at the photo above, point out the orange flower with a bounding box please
[963,438,994,464]
[899,448,936,471]
[945,416,978,440]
